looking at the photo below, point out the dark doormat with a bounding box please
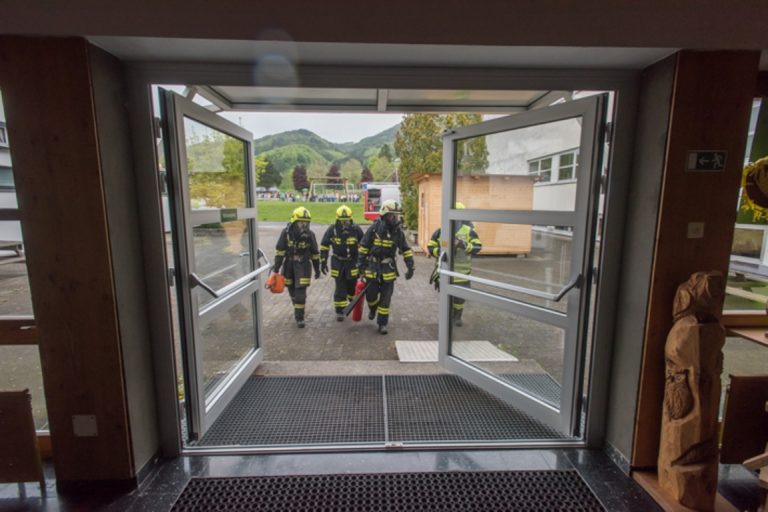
[170,470,605,511]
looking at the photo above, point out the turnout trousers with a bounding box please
[366,278,395,326]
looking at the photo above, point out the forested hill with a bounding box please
[252,125,399,180]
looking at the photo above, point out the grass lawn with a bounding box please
[256,200,370,225]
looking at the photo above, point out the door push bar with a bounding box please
[191,248,272,299]
[437,250,581,302]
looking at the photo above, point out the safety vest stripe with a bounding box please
[402,249,413,258]
[330,270,340,277]
[359,247,370,254]
[350,268,359,276]
[320,245,330,251]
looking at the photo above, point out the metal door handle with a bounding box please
[437,250,581,302]
[191,248,271,299]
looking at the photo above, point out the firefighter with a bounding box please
[426,202,482,326]
[320,205,365,321]
[272,206,321,328]
[357,199,414,334]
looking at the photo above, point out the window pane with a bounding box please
[455,117,582,211]
[447,220,571,313]
[0,346,48,430]
[559,153,574,166]
[192,219,253,307]
[184,117,248,209]
[448,294,564,410]
[559,165,574,181]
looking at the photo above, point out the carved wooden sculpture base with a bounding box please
[658,272,725,511]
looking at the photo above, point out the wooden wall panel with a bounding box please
[0,37,133,482]
[632,51,760,468]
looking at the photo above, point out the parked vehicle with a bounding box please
[362,182,400,221]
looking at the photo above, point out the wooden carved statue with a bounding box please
[658,271,725,511]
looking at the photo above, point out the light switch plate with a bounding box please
[72,414,98,437]
[687,222,705,239]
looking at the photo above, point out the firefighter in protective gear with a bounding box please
[426,202,481,326]
[272,207,321,328]
[320,205,365,321]
[357,199,414,335]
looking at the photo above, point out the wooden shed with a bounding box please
[415,174,534,255]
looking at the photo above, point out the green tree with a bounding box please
[394,113,486,229]
[369,156,396,182]
[360,167,374,183]
[292,164,310,191]
[340,160,362,185]
[258,157,282,189]
[223,137,245,175]
[378,143,393,161]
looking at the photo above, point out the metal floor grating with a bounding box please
[195,374,563,447]
[386,375,560,441]
[500,373,562,408]
[198,376,384,446]
[171,470,605,511]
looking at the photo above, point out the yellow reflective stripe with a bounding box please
[334,300,348,307]
[374,239,394,247]
[368,298,379,306]
[402,250,413,258]
[347,238,357,244]
[294,304,305,309]
[350,268,359,276]
[284,279,294,285]
[382,272,396,279]
[311,255,320,260]
[276,250,286,256]
[453,303,465,310]
[359,247,369,254]
[364,270,376,278]
[320,245,330,251]
[299,278,311,284]
[382,274,396,281]
[377,307,390,314]
[330,270,340,277]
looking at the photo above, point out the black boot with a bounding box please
[453,309,463,327]
[378,324,388,335]
[336,312,345,322]
[368,308,376,320]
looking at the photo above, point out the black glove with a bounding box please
[321,261,328,275]
[405,267,414,280]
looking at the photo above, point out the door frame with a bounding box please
[438,95,607,435]
[125,63,638,456]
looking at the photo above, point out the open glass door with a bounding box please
[438,94,607,437]
[160,90,269,442]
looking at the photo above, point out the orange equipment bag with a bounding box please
[266,272,285,294]
[351,279,366,321]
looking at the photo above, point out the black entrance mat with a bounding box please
[196,375,561,447]
[198,376,385,446]
[386,375,560,441]
[171,470,605,511]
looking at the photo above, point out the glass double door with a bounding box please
[161,90,270,441]
[438,95,607,437]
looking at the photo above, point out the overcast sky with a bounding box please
[219,111,404,143]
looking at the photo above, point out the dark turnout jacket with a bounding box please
[273,222,320,288]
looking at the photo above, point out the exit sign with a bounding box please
[687,150,727,172]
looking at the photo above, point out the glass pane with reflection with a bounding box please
[448,294,564,410]
[184,116,248,209]
[0,346,48,430]
[446,220,572,312]
[455,117,582,212]
[192,219,253,307]
[200,292,258,400]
